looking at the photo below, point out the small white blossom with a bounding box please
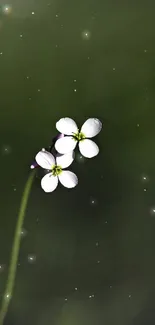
[55,118,102,158]
[35,150,78,192]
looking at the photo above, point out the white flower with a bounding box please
[35,150,78,193]
[55,118,102,158]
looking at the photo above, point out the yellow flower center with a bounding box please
[72,131,86,142]
[51,165,62,176]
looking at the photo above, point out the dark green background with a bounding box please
[0,1,155,324]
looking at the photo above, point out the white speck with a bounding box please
[113,67,116,71]
[56,14,59,18]
[97,260,100,264]
[0,52,3,55]
[74,89,77,92]
[90,197,97,206]
[5,293,10,300]
[89,295,92,299]
[88,56,90,60]
[144,188,147,192]
[105,221,108,224]
[137,124,140,127]
[1,145,12,155]
[28,254,36,263]
[74,79,77,82]
[75,287,78,291]
[20,228,27,237]
[55,44,58,48]
[150,207,155,216]
[81,30,91,40]
[96,242,99,247]
[144,49,148,53]
[0,264,5,272]
[37,89,41,92]
[20,34,23,38]
[65,298,67,301]
[76,153,85,164]
[32,11,35,15]
[129,294,132,298]
[141,174,149,182]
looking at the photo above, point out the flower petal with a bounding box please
[35,151,55,169]
[58,170,78,188]
[56,151,75,168]
[56,118,78,135]
[55,136,77,154]
[79,139,99,158]
[81,118,102,138]
[41,173,58,192]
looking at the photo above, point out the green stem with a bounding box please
[0,170,35,325]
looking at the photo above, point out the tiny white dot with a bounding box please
[144,188,147,192]
[28,254,36,263]
[32,12,35,15]
[5,293,10,300]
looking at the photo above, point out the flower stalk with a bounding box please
[0,170,35,325]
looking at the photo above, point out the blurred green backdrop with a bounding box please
[0,1,155,324]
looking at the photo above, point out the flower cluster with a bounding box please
[32,118,102,192]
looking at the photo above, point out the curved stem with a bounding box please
[0,171,35,324]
